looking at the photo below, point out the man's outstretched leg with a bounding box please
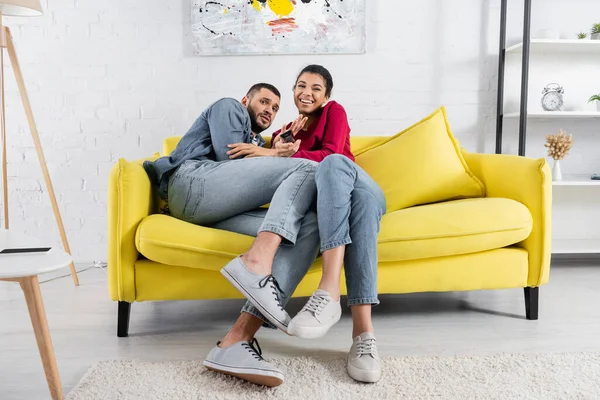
[168,157,317,332]
[204,210,320,386]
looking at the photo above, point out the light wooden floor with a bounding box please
[1,259,599,399]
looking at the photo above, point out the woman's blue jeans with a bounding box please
[316,154,386,307]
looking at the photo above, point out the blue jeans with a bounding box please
[167,156,320,329]
[316,154,386,307]
[167,157,318,245]
[212,209,320,329]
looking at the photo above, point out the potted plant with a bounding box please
[578,32,588,39]
[589,94,600,111]
[592,23,600,40]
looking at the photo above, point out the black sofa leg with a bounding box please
[524,287,539,320]
[118,301,131,337]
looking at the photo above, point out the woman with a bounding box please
[276,65,386,383]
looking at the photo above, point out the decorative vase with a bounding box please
[597,102,600,112]
[552,159,562,181]
[592,33,600,40]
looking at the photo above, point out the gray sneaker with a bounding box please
[221,257,290,332]
[287,289,341,339]
[347,332,382,383]
[203,339,284,387]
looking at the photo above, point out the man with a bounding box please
[143,83,321,387]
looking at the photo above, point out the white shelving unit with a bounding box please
[503,39,600,255]
[506,39,600,54]
[552,175,600,186]
[505,111,600,119]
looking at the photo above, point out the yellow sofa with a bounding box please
[108,136,552,337]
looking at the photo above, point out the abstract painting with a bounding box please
[191,0,366,55]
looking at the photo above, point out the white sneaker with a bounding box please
[287,289,341,339]
[203,339,284,387]
[347,332,381,383]
[221,257,291,332]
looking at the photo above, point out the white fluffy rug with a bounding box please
[67,352,600,400]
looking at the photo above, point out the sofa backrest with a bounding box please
[161,135,389,157]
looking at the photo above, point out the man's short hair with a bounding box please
[246,83,281,99]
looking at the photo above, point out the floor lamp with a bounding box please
[0,0,79,286]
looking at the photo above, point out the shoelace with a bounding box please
[302,294,330,316]
[241,338,264,361]
[258,275,285,311]
[356,339,378,357]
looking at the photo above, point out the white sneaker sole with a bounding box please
[203,359,284,387]
[221,265,290,333]
[347,362,382,383]
[287,312,341,339]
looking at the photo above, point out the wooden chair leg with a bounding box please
[19,276,63,400]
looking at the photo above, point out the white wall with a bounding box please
[2,0,599,262]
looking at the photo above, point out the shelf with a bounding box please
[504,111,600,119]
[552,175,600,186]
[506,39,600,54]
[552,239,600,254]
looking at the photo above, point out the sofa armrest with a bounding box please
[462,150,552,287]
[108,156,158,302]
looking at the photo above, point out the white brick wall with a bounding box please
[2,0,599,262]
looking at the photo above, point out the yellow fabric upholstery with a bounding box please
[136,214,254,271]
[136,198,531,268]
[108,154,159,302]
[378,197,532,262]
[134,247,528,301]
[462,150,552,287]
[355,107,485,212]
[108,121,552,316]
[162,137,181,156]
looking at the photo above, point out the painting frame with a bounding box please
[191,0,367,56]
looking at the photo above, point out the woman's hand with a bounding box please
[273,114,308,147]
[273,139,302,157]
[284,114,308,137]
[227,143,274,159]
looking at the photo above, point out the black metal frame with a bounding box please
[496,0,533,157]
[496,2,540,320]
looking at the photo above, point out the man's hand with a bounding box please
[273,140,302,157]
[227,143,274,159]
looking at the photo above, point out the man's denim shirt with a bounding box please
[143,98,265,200]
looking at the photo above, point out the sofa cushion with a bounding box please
[135,214,255,271]
[136,198,532,269]
[354,106,485,213]
[378,197,532,262]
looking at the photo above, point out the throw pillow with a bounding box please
[354,106,485,212]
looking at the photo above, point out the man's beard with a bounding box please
[247,105,267,134]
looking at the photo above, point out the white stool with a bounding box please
[0,232,72,400]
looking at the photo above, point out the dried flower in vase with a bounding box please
[544,129,573,160]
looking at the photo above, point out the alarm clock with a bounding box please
[541,83,564,111]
